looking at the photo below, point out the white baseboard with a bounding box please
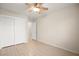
[0,41,28,50]
[38,40,79,54]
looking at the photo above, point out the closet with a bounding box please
[0,15,28,49]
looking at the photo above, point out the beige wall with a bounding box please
[37,5,79,54]
[31,22,36,40]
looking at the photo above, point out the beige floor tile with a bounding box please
[0,40,79,56]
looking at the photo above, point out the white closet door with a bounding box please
[0,16,28,49]
[14,18,27,44]
[0,16,14,48]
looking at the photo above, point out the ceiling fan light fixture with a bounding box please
[26,3,48,14]
[32,7,40,13]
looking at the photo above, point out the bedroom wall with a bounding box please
[37,4,79,54]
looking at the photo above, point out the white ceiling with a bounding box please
[0,3,27,13]
[48,3,77,14]
[0,3,77,14]
[0,3,77,22]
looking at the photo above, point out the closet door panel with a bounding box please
[0,16,14,48]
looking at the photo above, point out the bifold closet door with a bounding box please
[0,16,28,48]
[0,16,14,48]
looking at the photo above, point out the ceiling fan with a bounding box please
[26,3,48,14]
